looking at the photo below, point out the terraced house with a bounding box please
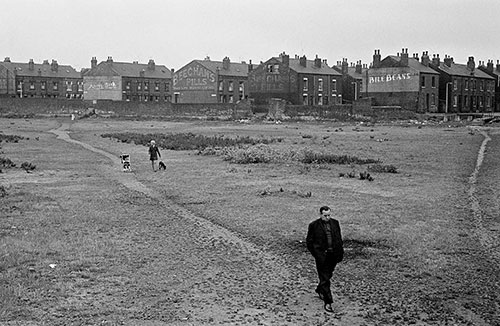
[172,57,250,103]
[364,49,440,113]
[83,57,172,102]
[248,52,342,105]
[0,57,83,98]
[430,56,495,114]
[478,60,500,112]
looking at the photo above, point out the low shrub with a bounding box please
[0,134,24,143]
[300,150,380,165]
[21,162,36,171]
[0,185,7,197]
[0,157,16,168]
[368,164,398,173]
[102,132,279,151]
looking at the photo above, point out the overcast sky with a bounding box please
[1,0,498,71]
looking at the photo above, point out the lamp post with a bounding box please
[445,82,452,114]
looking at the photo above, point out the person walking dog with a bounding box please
[306,205,344,313]
[148,140,161,171]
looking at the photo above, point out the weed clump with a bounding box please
[0,134,24,143]
[0,157,16,168]
[21,162,36,171]
[300,150,380,165]
[368,164,398,173]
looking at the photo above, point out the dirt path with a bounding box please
[47,123,369,325]
[468,127,500,263]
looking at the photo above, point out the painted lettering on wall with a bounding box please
[87,81,118,90]
[173,62,216,91]
[369,73,411,84]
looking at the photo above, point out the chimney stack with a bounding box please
[314,54,322,68]
[281,52,289,66]
[432,54,440,67]
[341,58,348,75]
[443,55,453,67]
[148,59,155,70]
[51,60,58,72]
[373,49,381,68]
[28,59,35,71]
[496,60,500,72]
[107,56,113,63]
[248,59,253,72]
[413,53,420,61]
[299,55,307,67]
[91,57,97,69]
[486,60,494,72]
[421,51,430,66]
[467,56,475,72]
[400,48,409,66]
[222,56,230,70]
[4,57,11,62]
[355,60,362,74]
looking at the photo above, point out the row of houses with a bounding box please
[1,49,499,113]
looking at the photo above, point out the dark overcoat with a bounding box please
[306,218,344,263]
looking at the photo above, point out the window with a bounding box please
[432,93,436,105]
[302,94,308,105]
[453,79,458,90]
[453,95,458,107]
[41,81,46,90]
[267,64,274,73]
[228,81,234,92]
[431,76,436,88]
[479,81,483,91]
[218,81,223,91]
[421,76,425,88]
[77,81,83,92]
[144,81,149,91]
[332,79,337,92]
[137,82,142,91]
[239,81,244,93]
[53,82,58,91]
[464,96,468,108]
[487,96,491,107]
[126,81,131,90]
[229,95,234,103]
[465,80,469,90]
[155,82,160,91]
[165,83,170,92]
[266,64,279,73]
[303,78,308,91]
[318,94,323,105]
[29,81,35,90]
[66,81,72,92]
[318,78,323,91]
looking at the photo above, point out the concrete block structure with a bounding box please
[248,52,342,105]
[83,57,172,102]
[0,57,83,99]
[172,57,250,103]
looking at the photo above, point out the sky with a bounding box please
[1,0,498,71]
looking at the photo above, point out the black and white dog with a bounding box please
[158,161,167,170]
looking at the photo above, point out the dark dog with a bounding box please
[158,161,166,170]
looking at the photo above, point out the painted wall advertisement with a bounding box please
[173,61,216,91]
[83,76,122,101]
[362,67,419,93]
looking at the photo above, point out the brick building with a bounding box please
[364,49,440,112]
[333,58,368,103]
[0,57,83,98]
[248,52,342,105]
[478,60,500,112]
[83,57,172,102]
[172,57,250,103]
[430,56,495,113]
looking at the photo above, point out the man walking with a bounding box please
[306,205,344,313]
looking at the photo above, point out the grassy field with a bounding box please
[1,117,499,325]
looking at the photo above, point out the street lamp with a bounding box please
[445,82,452,114]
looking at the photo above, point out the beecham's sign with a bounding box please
[369,72,411,84]
[173,61,216,91]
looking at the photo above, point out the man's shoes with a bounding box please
[324,303,334,313]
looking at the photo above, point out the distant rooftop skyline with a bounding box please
[1,0,498,71]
